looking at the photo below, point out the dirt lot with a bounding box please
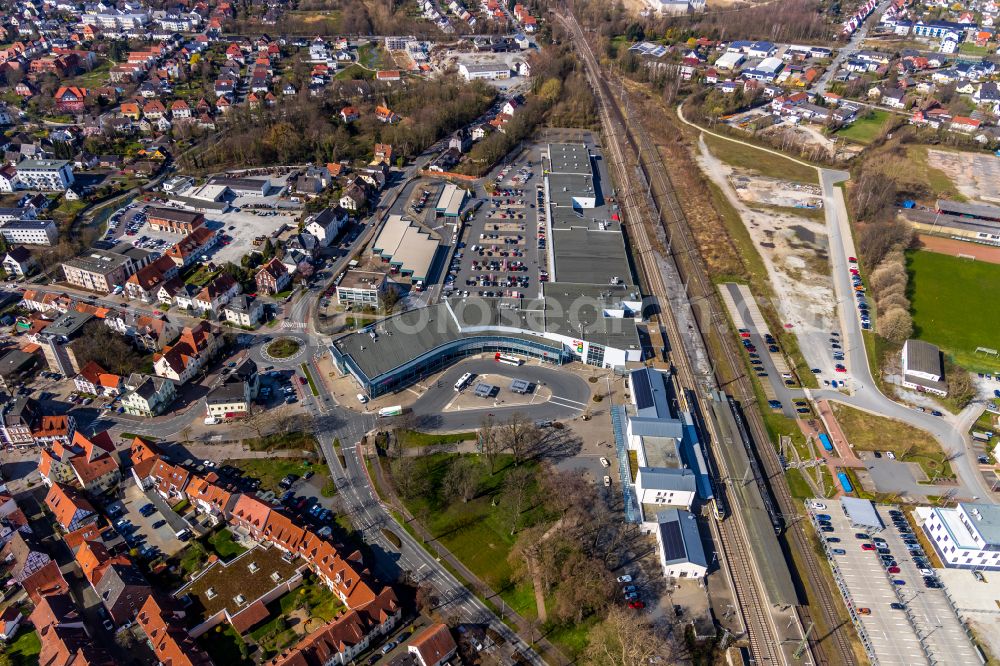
[927,149,1000,202]
[730,174,823,209]
[697,136,837,368]
[917,234,1000,265]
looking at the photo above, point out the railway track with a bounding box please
[558,11,858,666]
[556,13,784,665]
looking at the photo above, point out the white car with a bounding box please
[885,451,896,460]
[599,457,610,468]
[809,501,827,510]
[356,393,368,404]
[603,476,611,487]
[616,575,632,583]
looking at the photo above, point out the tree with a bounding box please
[876,307,913,344]
[500,466,535,535]
[552,552,615,623]
[498,413,540,465]
[946,361,976,408]
[391,456,428,500]
[583,607,664,666]
[478,414,503,475]
[442,456,478,503]
[70,320,146,376]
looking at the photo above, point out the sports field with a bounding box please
[908,250,1000,372]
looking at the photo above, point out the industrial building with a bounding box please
[371,215,439,283]
[458,62,511,81]
[901,339,947,396]
[434,183,466,218]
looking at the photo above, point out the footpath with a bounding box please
[365,451,571,666]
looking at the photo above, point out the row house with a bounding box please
[153,322,221,384]
[165,226,218,268]
[125,254,179,302]
[255,257,291,295]
[73,361,123,397]
[38,430,121,494]
[44,483,97,532]
[121,373,176,417]
[136,596,214,666]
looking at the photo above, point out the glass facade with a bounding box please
[333,335,569,398]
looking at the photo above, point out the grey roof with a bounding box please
[206,381,247,404]
[65,248,132,274]
[960,503,1000,546]
[44,311,93,338]
[904,339,943,376]
[0,349,37,378]
[840,497,884,530]
[0,218,55,230]
[630,367,672,419]
[547,143,592,175]
[549,227,634,285]
[639,466,696,493]
[548,174,596,208]
[15,158,70,171]
[936,198,1000,221]
[629,417,685,440]
[901,208,1000,235]
[233,358,257,382]
[656,508,707,568]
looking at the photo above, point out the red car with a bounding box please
[835,366,847,373]
[849,256,857,263]
[888,566,901,574]
[861,543,876,551]
[628,601,645,609]
[299,377,308,385]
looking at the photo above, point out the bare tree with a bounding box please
[499,413,541,465]
[442,456,478,503]
[478,414,503,475]
[876,308,913,344]
[500,466,535,535]
[583,607,664,666]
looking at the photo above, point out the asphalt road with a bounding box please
[811,169,995,502]
[811,0,896,96]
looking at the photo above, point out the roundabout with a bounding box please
[260,336,307,364]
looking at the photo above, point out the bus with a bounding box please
[454,372,473,392]
[377,406,403,418]
[495,353,523,366]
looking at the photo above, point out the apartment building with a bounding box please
[0,218,58,246]
[14,159,75,191]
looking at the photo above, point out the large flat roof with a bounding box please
[550,227,633,286]
[548,174,596,207]
[937,198,1000,221]
[960,503,1000,546]
[373,215,439,280]
[65,248,132,274]
[547,143,592,176]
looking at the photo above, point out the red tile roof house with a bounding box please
[73,361,124,397]
[255,258,291,295]
[38,430,121,494]
[21,560,70,604]
[44,483,97,533]
[136,595,213,666]
[408,623,458,666]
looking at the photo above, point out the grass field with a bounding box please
[703,133,817,183]
[836,110,891,145]
[396,453,544,617]
[831,403,953,480]
[905,145,966,202]
[6,629,41,666]
[206,528,246,561]
[225,458,323,493]
[396,429,475,448]
[908,250,1000,372]
[959,43,992,56]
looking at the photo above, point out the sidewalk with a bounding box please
[365,452,570,666]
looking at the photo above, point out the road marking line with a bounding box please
[549,394,586,407]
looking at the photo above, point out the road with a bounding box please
[811,0,895,96]
[674,107,997,505]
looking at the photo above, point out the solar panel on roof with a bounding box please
[632,369,654,410]
[510,379,531,394]
[474,382,495,398]
[659,520,687,562]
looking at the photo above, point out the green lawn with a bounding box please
[5,628,40,666]
[703,133,817,183]
[300,363,318,396]
[278,575,344,622]
[333,64,374,80]
[225,458,323,493]
[244,430,318,452]
[785,468,814,500]
[267,338,301,358]
[394,454,545,617]
[836,110,891,145]
[959,43,992,56]
[197,624,250,665]
[908,250,1000,372]
[396,429,475,448]
[184,265,220,287]
[206,528,247,560]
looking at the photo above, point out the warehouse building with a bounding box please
[435,183,466,218]
[901,339,947,396]
[371,215,439,283]
[458,62,511,81]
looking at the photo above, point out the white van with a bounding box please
[203,416,219,425]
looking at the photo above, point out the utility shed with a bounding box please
[841,497,884,532]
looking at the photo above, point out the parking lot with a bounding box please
[105,201,301,265]
[111,483,192,560]
[444,146,546,300]
[809,499,978,666]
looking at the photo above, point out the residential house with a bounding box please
[408,624,458,666]
[44,483,97,532]
[38,430,120,494]
[136,595,214,666]
[304,206,347,246]
[255,258,291,295]
[165,226,218,268]
[1,532,51,584]
[193,273,239,314]
[339,182,367,212]
[3,247,35,277]
[223,295,264,328]
[340,106,359,122]
[73,361,123,397]
[153,322,220,384]
[125,255,179,302]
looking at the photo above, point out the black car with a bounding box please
[820,526,834,533]
[890,602,906,610]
